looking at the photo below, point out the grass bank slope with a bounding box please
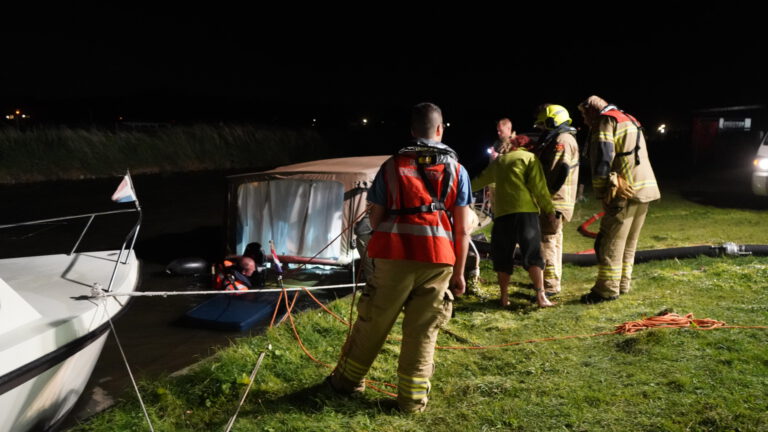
[70,195,768,432]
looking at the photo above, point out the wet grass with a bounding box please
[562,192,768,252]
[69,195,768,432]
[0,124,327,183]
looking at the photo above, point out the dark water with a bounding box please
[0,170,355,429]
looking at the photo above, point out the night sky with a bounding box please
[2,7,766,166]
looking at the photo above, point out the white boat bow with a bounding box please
[0,249,139,432]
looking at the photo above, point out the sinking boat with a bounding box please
[226,155,388,264]
[0,181,141,431]
[176,157,389,332]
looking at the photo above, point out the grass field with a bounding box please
[70,191,768,432]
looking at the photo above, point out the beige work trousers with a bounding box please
[331,258,453,412]
[540,214,564,294]
[593,201,649,298]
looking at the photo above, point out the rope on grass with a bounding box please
[614,312,725,334]
[280,281,398,398]
[435,313,767,350]
[301,286,350,326]
[281,285,334,368]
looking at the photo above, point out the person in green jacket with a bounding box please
[472,136,557,308]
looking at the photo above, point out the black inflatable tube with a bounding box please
[472,241,768,267]
[166,257,210,275]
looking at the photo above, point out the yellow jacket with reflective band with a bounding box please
[471,149,554,217]
[538,132,579,221]
[589,108,661,203]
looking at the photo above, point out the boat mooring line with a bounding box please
[90,283,363,298]
[224,347,270,432]
[102,298,155,431]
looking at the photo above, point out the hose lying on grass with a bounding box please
[472,239,768,266]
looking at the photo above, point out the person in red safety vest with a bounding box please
[327,102,472,413]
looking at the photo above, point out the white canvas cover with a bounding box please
[227,156,389,264]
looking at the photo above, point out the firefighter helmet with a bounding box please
[535,104,572,130]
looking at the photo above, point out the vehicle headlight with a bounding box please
[755,158,768,171]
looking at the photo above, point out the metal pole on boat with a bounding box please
[108,171,142,290]
[70,215,95,255]
[107,222,137,292]
[124,209,142,265]
[124,171,142,264]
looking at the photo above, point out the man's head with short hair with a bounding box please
[578,95,609,127]
[496,118,513,140]
[411,102,444,140]
[237,256,256,277]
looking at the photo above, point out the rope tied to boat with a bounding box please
[89,283,365,298]
[99,296,155,431]
[90,282,106,298]
[224,346,270,432]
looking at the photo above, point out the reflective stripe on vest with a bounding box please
[376,221,454,242]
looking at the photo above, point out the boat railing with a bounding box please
[0,208,141,292]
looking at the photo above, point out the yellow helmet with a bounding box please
[535,104,572,130]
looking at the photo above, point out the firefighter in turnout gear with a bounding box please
[578,95,660,304]
[533,104,580,296]
[327,103,472,413]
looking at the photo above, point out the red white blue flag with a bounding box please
[269,240,283,274]
[111,173,137,203]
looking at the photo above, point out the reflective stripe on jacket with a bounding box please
[538,132,580,221]
[590,108,661,203]
[367,154,459,265]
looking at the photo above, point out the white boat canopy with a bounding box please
[227,156,389,264]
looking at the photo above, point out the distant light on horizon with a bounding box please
[446,122,451,127]
[657,124,667,134]
[362,118,368,126]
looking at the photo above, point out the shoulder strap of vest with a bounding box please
[614,112,642,166]
[388,156,457,216]
[603,108,642,166]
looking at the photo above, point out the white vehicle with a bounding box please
[753,132,768,196]
[0,208,140,432]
